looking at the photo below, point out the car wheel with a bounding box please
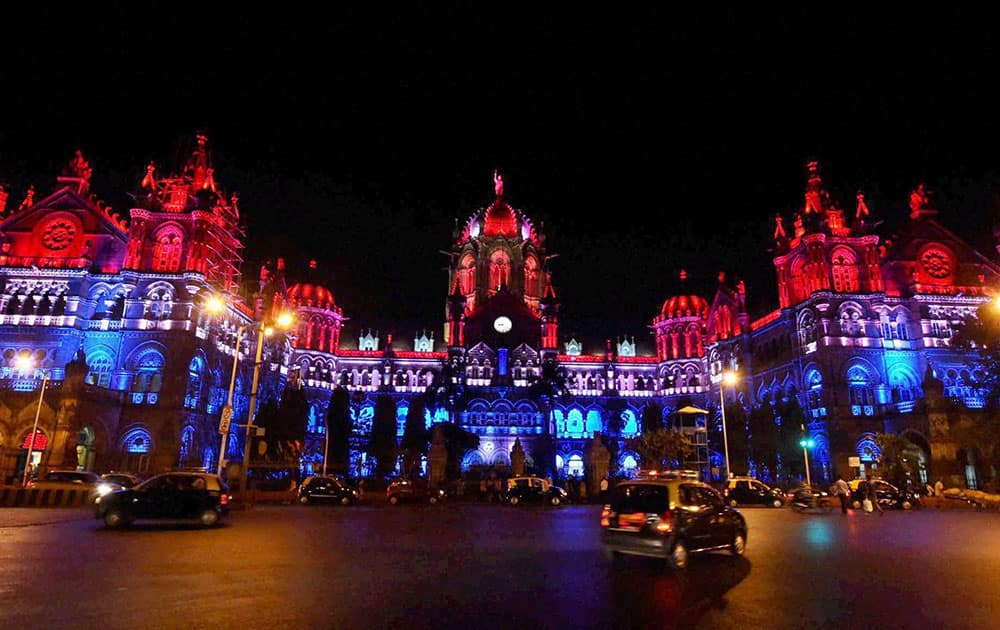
[199,509,220,527]
[299,495,310,505]
[902,500,913,510]
[728,499,738,507]
[851,500,862,510]
[772,499,783,508]
[103,509,127,529]
[550,496,562,507]
[730,532,746,556]
[668,541,688,570]
[510,496,519,506]
[340,497,351,506]
[389,495,399,505]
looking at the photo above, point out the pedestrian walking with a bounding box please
[866,478,884,516]
[835,474,851,515]
[599,476,609,503]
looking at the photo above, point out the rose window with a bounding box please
[42,220,77,250]
[920,248,952,279]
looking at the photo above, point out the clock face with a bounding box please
[493,316,512,333]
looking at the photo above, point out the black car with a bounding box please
[602,479,747,570]
[723,477,785,508]
[298,475,358,505]
[386,479,445,505]
[95,472,231,528]
[504,476,568,506]
[849,479,920,510]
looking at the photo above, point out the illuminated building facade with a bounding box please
[1,146,995,488]
[0,139,260,481]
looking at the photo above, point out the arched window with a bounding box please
[585,410,603,437]
[130,349,165,395]
[847,365,875,416]
[839,306,863,336]
[798,310,818,348]
[789,256,808,304]
[619,451,639,478]
[87,352,114,388]
[620,410,639,437]
[567,453,584,478]
[185,356,204,409]
[566,409,584,436]
[523,255,540,296]
[831,247,860,292]
[889,366,920,404]
[489,249,511,293]
[179,425,195,460]
[122,427,153,453]
[152,225,184,272]
[457,254,476,296]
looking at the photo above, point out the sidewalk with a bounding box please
[0,507,91,528]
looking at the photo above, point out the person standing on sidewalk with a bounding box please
[835,474,851,515]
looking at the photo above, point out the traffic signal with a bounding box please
[799,437,815,449]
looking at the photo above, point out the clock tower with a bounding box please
[444,171,557,350]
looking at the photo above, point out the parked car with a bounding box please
[504,476,568,506]
[99,472,143,495]
[386,478,445,505]
[602,478,747,570]
[94,472,231,528]
[849,478,919,510]
[722,477,785,508]
[28,470,108,502]
[298,475,358,505]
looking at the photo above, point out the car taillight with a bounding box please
[600,505,611,527]
[655,511,674,534]
[723,488,729,496]
[220,493,229,506]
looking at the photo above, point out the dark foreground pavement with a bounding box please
[1,504,998,629]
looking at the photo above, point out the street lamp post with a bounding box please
[216,324,244,477]
[17,356,49,486]
[719,371,738,480]
[799,424,815,489]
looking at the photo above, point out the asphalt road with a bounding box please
[1,503,998,630]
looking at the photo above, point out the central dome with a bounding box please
[482,199,519,238]
[661,294,709,319]
[286,260,336,310]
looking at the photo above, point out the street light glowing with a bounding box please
[993,295,1000,311]
[14,354,34,373]
[205,296,226,314]
[275,312,295,328]
[264,326,275,337]
[722,371,738,386]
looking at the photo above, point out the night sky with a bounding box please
[2,7,999,352]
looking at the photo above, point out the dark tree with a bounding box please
[369,394,399,478]
[251,398,280,464]
[776,397,808,483]
[401,397,428,476]
[719,402,750,477]
[430,421,479,481]
[527,358,570,477]
[325,386,353,475]
[627,428,694,472]
[276,380,309,446]
[425,359,467,424]
[748,404,778,479]
[641,402,663,434]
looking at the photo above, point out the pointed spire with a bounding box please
[203,167,217,192]
[141,162,157,190]
[0,185,7,215]
[185,133,210,190]
[493,169,504,198]
[856,190,870,220]
[774,213,786,239]
[718,271,726,284]
[230,192,240,218]
[909,183,936,219]
[18,185,35,212]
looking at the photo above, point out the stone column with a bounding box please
[510,437,525,476]
[428,425,448,489]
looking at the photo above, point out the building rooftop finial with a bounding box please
[493,169,504,198]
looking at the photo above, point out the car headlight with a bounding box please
[96,483,115,497]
